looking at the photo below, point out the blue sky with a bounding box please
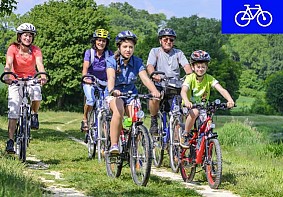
[14,0,221,19]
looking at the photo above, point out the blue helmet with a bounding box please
[158,28,176,38]
[115,30,138,45]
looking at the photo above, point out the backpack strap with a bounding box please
[90,48,95,65]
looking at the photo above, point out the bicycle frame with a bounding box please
[0,71,50,162]
[105,92,153,186]
[242,5,262,20]
[179,99,229,189]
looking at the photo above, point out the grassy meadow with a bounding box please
[0,108,282,196]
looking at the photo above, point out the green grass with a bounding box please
[0,111,283,196]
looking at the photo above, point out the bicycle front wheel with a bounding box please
[152,111,164,167]
[169,117,182,173]
[87,110,96,159]
[104,116,123,178]
[20,108,28,162]
[130,124,152,186]
[179,144,196,182]
[206,138,222,189]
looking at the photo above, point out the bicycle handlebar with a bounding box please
[81,74,107,88]
[0,71,50,84]
[116,91,160,100]
[183,99,236,111]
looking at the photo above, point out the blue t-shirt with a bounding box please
[106,55,145,94]
[84,49,113,81]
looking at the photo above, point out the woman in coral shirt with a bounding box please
[3,23,47,153]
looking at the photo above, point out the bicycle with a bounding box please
[104,91,154,186]
[235,4,272,27]
[81,74,108,161]
[179,99,231,189]
[0,71,50,162]
[150,71,184,173]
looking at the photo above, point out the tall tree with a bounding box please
[0,0,17,16]
[22,0,109,109]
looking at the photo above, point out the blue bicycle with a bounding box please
[82,74,108,161]
[150,71,184,173]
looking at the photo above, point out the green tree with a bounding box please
[0,0,17,16]
[22,0,109,110]
[265,71,283,114]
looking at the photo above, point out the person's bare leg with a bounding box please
[109,98,124,146]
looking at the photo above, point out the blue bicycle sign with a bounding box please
[235,4,272,27]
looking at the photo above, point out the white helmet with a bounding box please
[16,23,37,35]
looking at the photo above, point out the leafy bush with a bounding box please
[250,97,277,115]
[0,87,8,115]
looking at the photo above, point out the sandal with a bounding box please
[80,120,89,132]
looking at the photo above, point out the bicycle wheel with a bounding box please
[206,138,222,189]
[20,108,28,162]
[179,144,196,182]
[97,111,107,162]
[104,116,123,178]
[87,110,96,159]
[152,111,164,167]
[169,117,182,173]
[130,125,152,186]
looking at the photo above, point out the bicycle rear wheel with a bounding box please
[87,110,96,159]
[169,117,182,173]
[104,116,123,178]
[179,144,196,182]
[152,112,164,167]
[130,125,152,186]
[206,138,222,189]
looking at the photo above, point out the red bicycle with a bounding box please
[179,99,231,189]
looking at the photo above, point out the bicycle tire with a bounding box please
[152,111,164,167]
[180,144,196,182]
[20,107,28,162]
[97,111,107,162]
[130,124,152,186]
[87,110,96,159]
[169,117,182,173]
[104,116,123,178]
[206,138,222,189]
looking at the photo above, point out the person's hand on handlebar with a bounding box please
[226,100,235,109]
[151,90,161,98]
[152,74,162,82]
[83,77,93,84]
[3,76,14,85]
[40,75,47,85]
[111,89,121,97]
[184,100,193,109]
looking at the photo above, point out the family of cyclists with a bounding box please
[2,23,235,162]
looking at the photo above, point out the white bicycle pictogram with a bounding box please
[235,4,272,27]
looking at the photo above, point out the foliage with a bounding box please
[0,86,8,115]
[250,97,277,115]
[0,0,17,16]
[21,0,108,110]
[265,71,283,114]
[239,69,264,97]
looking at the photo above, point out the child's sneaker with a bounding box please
[180,131,191,148]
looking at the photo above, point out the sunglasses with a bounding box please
[162,37,175,42]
